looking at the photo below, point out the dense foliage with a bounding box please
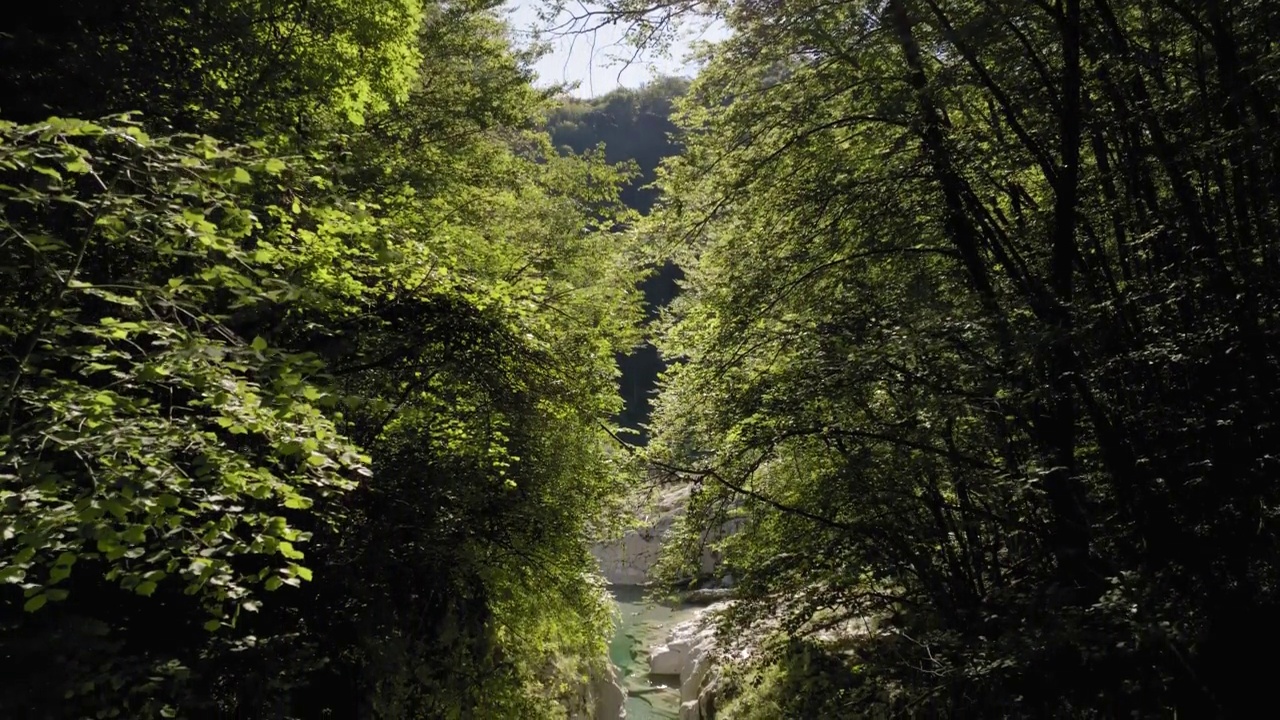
[11,0,1280,715]
[597,0,1280,716]
[547,78,688,213]
[0,1,644,717]
[0,0,424,135]
[547,79,688,438]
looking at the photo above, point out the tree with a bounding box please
[1,1,646,716]
[548,77,690,440]
[0,0,423,137]
[0,118,368,717]
[592,0,1280,715]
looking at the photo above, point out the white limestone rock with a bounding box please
[567,660,626,720]
[592,484,742,585]
[648,640,687,676]
[646,602,731,720]
[680,650,713,704]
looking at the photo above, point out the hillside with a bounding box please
[547,78,690,440]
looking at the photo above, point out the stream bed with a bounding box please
[607,585,702,720]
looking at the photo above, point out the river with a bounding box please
[607,585,703,720]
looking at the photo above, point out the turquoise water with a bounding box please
[607,585,702,720]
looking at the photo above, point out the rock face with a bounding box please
[592,521,679,585]
[645,602,730,720]
[592,485,742,585]
[567,661,626,720]
[592,664,627,720]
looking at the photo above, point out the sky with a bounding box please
[504,2,728,97]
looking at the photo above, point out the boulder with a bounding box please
[648,643,686,676]
[680,651,713,704]
[649,626,696,676]
[684,587,734,605]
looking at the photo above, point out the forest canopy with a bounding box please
[5,0,1280,717]
[0,1,647,717]
[585,0,1280,716]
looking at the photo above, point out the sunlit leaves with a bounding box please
[0,0,426,138]
[0,4,650,717]
[0,119,366,626]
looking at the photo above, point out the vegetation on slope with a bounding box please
[547,78,689,439]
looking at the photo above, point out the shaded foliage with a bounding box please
[605,0,1280,716]
[547,78,689,439]
[0,1,644,717]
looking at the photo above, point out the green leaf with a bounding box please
[283,495,312,510]
[251,336,268,352]
[23,594,47,613]
[103,499,128,520]
[135,580,157,597]
[203,619,221,632]
[64,157,91,174]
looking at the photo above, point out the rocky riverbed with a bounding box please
[595,483,741,719]
[606,585,730,720]
[608,585,701,719]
